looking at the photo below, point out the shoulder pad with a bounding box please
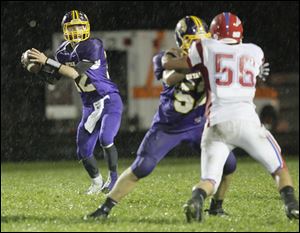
[76,38,103,61]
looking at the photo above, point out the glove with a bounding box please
[258,62,270,81]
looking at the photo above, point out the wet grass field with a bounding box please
[1,156,299,232]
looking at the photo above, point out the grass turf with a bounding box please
[1,156,299,232]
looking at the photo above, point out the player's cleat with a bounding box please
[205,207,229,216]
[85,182,103,195]
[84,205,110,220]
[101,172,118,194]
[205,199,229,216]
[183,197,204,223]
[285,202,299,220]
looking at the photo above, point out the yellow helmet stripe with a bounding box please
[195,17,203,29]
[191,16,200,28]
[75,10,79,19]
[72,10,75,19]
[192,16,204,31]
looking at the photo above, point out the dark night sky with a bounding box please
[2,1,299,71]
[1,1,299,160]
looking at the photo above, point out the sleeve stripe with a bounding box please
[186,57,193,68]
[188,41,203,67]
[196,40,204,64]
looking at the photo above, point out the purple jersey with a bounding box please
[151,51,206,133]
[55,38,119,106]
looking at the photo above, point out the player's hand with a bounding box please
[162,48,184,68]
[258,62,270,81]
[27,48,48,65]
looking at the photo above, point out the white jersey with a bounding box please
[188,39,264,126]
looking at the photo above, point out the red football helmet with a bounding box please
[210,12,243,44]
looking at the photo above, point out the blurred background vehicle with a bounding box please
[1,2,299,161]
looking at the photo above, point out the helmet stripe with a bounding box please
[72,10,75,19]
[75,10,79,19]
[196,17,203,29]
[191,16,200,28]
[191,16,205,33]
[224,12,230,33]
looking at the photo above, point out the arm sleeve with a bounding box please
[76,39,103,62]
[74,60,94,74]
[75,39,103,74]
[187,41,203,68]
[153,51,165,80]
[37,56,62,84]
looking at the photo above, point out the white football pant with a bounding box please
[201,120,284,194]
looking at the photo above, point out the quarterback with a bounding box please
[23,10,123,194]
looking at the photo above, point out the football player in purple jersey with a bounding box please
[26,10,122,194]
[85,16,237,220]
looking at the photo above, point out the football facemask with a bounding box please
[61,10,90,43]
[175,16,211,54]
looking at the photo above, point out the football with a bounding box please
[21,49,42,74]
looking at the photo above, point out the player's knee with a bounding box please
[131,156,157,179]
[272,165,288,177]
[223,152,237,175]
[99,132,114,148]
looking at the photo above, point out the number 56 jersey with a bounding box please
[188,39,264,126]
[55,38,120,106]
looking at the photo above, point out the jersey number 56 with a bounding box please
[215,53,256,87]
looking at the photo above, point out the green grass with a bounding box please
[1,156,299,232]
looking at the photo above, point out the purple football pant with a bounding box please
[76,93,123,160]
[131,125,236,178]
